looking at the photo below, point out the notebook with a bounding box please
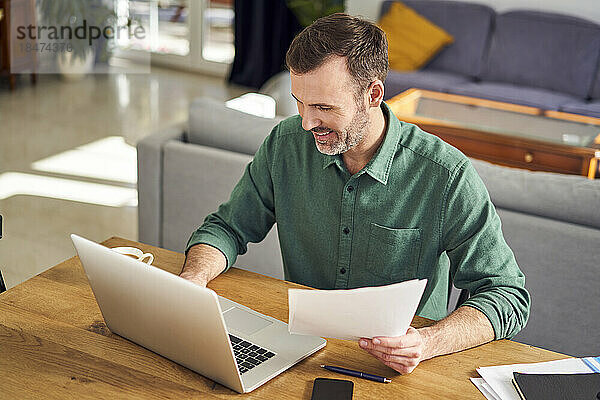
[512,372,600,400]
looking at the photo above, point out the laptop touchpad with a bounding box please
[223,307,273,336]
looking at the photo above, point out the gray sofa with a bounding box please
[469,159,600,357]
[381,0,600,118]
[138,97,600,357]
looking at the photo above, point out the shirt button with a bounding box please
[340,268,346,274]
[343,227,350,234]
[347,186,354,192]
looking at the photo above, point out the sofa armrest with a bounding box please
[137,123,186,246]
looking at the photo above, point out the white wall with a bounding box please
[346,0,600,25]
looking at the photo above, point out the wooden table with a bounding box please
[0,237,570,399]
[388,89,600,178]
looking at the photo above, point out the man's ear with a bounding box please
[367,80,385,108]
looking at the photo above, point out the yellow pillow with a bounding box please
[378,1,454,71]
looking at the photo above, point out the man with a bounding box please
[181,13,530,374]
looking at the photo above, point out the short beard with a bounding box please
[317,102,370,155]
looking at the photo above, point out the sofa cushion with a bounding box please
[378,1,454,71]
[559,100,600,119]
[470,158,600,230]
[187,97,284,155]
[448,82,579,110]
[384,70,471,100]
[381,1,495,78]
[482,10,600,98]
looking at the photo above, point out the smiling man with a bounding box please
[181,13,530,374]
[289,56,382,175]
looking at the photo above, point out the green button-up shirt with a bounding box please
[187,103,530,340]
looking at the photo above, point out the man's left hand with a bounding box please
[358,327,428,375]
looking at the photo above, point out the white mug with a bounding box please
[111,246,154,265]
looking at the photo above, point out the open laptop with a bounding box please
[71,234,326,393]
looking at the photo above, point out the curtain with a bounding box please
[228,0,302,89]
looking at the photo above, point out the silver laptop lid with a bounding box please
[71,234,244,393]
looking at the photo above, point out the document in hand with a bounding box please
[287,279,427,341]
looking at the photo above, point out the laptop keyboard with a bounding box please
[229,334,276,374]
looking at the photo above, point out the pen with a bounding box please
[320,365,392,383]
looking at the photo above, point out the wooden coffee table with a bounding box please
[387,89,600,178]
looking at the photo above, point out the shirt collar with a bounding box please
[321,154,343,170]
[321,102,401,185]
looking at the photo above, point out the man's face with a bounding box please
[290,57,369,155]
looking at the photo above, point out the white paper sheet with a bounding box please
[470,378,502,400]
[476,357,598,400]
[288,279,427,341]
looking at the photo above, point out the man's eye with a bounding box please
[316,106,331,111]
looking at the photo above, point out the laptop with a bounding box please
[71,234,326,393]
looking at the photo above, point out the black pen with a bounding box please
[320,365,391,383]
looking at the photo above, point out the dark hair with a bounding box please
[286,13,388,97]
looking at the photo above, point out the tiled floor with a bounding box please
[0,68,246,289]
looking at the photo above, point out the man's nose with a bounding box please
[301,109,322,132]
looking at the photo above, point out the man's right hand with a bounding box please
[179,244,227,287]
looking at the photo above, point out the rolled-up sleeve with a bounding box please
[441,160,531,339]
[186,126,278,271]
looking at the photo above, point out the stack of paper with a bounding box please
[471,356,600,400]
[287,279,427,341]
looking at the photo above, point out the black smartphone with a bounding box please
[311,377,354,400]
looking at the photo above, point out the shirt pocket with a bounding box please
[366,223,422,286]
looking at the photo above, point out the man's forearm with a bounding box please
[418,305,495,360]
[180,244,227,287]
